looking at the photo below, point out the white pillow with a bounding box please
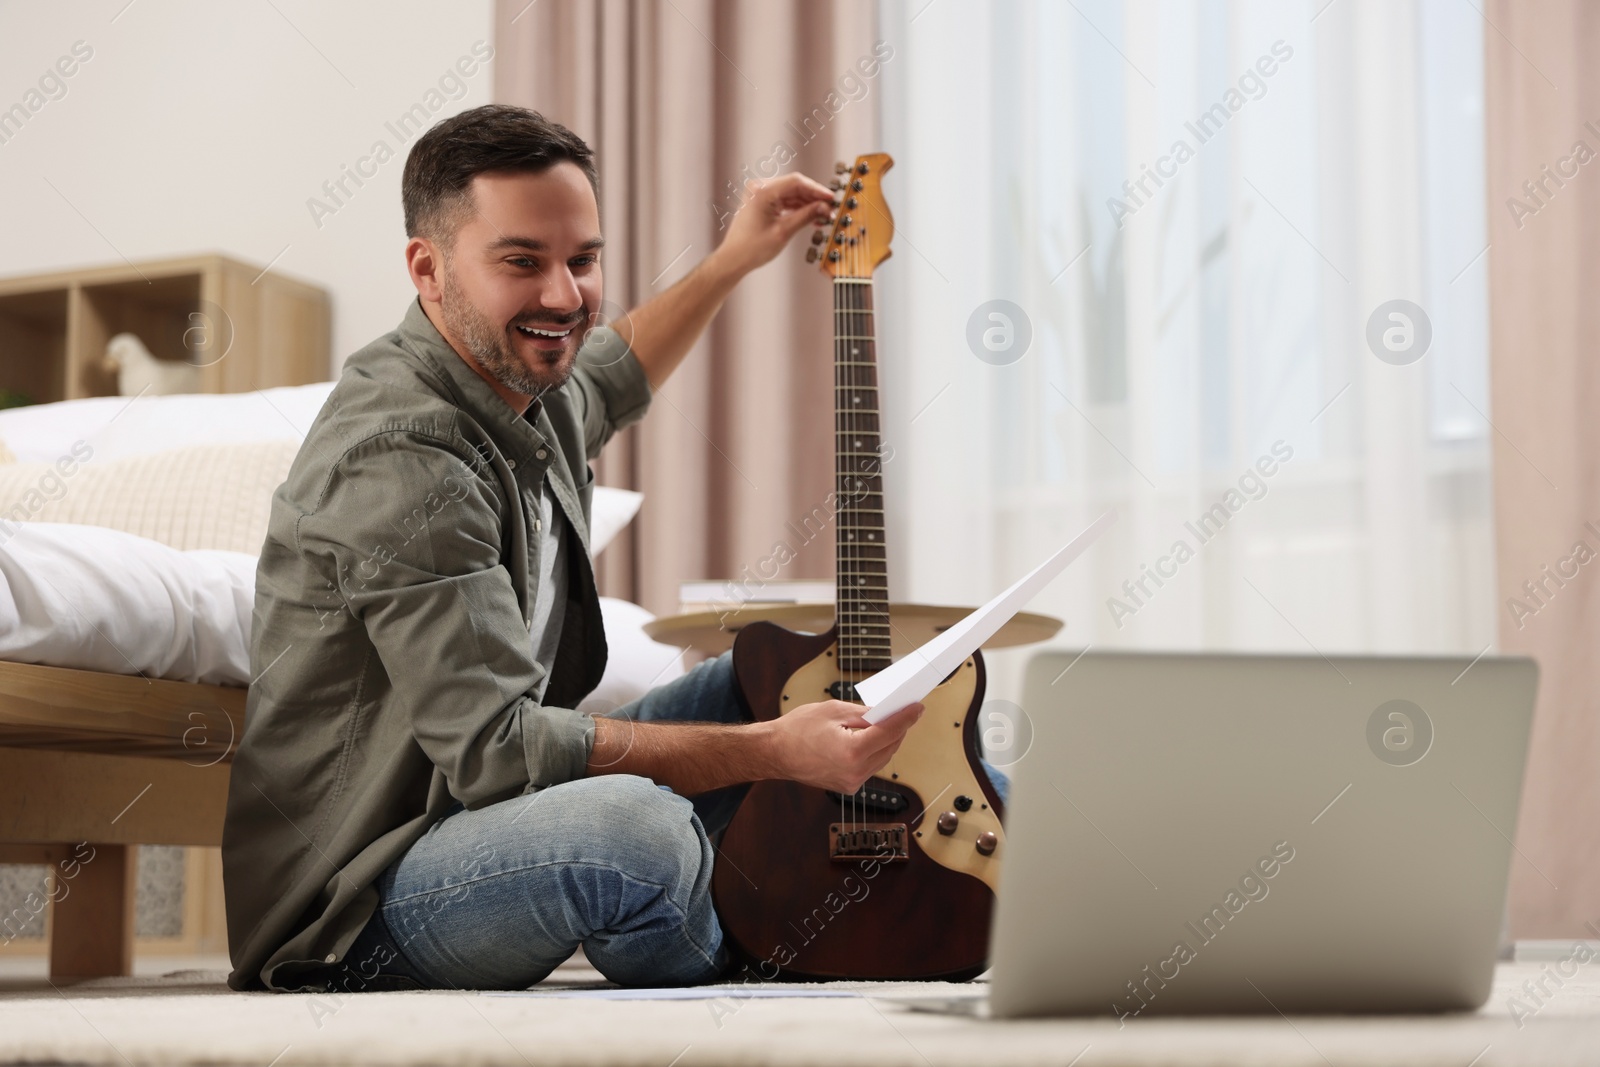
[0,387,643,555]
[589,487,642,556]
[0,522,255,685]
[0,441,298,556]
[578,597,686,716]
[0,382,337,464]
[0,522,680,698]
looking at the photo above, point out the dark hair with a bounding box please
[401,104,598,242]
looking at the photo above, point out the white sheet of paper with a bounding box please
[483,987,860,1001]
[855,509,1119,723]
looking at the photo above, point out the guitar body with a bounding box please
[712,620,1004,981]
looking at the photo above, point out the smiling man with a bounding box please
[221,105,926,994]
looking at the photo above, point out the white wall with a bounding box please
[0,0,495,374]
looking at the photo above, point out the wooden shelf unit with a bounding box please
[0,254,330,404]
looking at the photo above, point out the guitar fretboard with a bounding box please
[834,277,891,674]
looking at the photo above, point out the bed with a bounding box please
[0,385,680,978]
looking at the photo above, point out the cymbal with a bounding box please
[641,602,1064,657]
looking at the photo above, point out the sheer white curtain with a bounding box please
[874,0,1494,703]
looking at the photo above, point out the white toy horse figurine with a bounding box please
[103,332,201,396]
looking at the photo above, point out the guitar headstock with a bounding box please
[807,152,894,279]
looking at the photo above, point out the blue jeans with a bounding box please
[311,651,1009,992]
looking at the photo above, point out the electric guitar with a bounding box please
[711,153,1003,981]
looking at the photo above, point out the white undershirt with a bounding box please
[525,471,567,703]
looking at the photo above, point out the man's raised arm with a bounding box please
[610,173,835,390]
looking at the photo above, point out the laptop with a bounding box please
[904,650,1538,1019]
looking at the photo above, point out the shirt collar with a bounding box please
[396,296,555,469]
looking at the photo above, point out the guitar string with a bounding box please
[840,228,878,833]
[838,239,851,831]
[835,234,850,834]
[839,230,855,833]
[851,233,862,834]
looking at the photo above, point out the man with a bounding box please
[221,104,925,993]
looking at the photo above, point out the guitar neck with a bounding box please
[834,276,891,675]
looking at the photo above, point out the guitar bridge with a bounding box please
[829,823,909,862]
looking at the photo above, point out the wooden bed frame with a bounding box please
[0,660,244,979]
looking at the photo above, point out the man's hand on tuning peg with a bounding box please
[712,173,836,277]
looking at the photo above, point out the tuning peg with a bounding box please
[835,161,849,174]
[857,161,870,175]
[811,230,826,244]
[828,178,844,191]
[806,247,819,263]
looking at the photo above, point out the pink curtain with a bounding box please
[1486,0,1600,937]
[494,0,881,614]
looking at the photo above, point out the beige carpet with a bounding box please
[2,957,1598,1066]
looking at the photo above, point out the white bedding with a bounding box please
[0,382,645,557]
[0,522,684,711]
[0,384,672,708]
[0,383,338,464]
[0,523,256,686]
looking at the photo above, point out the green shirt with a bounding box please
[221,298,653,992]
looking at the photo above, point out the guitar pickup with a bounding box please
[825,780,910,814]
[829,823,909,862]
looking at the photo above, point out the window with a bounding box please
[876,0,1493,701]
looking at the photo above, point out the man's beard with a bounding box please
[439,268,584,398]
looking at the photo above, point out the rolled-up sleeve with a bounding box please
[569,325,653,458]
[295,431,593,808]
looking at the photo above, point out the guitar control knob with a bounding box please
[954,795,973,812]
[975,831,998,856]
[936,811,959,836]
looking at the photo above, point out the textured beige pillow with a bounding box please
[0,441,300,554]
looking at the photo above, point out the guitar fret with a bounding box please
[835,275,890,670]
